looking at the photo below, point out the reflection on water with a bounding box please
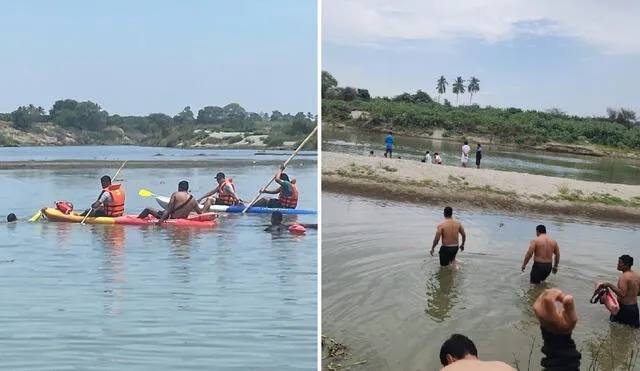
[424,267,460,323]
[0,165,317,370]
[323,194,640,371]
[323,128,640,185]
[585,327,640,371]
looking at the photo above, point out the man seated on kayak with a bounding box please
[198,172,243,212]
[7,213,17,223]
[137,180,202,225]
[264,211,318,232]
[79,175,126,217]
[253,165,299,209]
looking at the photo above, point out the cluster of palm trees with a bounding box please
[436,76,480,106]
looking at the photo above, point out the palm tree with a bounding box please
[452,76,465,106]
[467,77,480,104]
[436,76,448,103]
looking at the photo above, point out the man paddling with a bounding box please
[264,211,318,232]
[80,175,126,217]
[137,180,202,225]
[430,206,466,270]
[521,225,560,284]
[597,255,640,328]
[198,172,243,211]
[253,165,299,209]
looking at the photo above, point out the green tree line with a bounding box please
[0,100,317,148]
[322,70,640,149]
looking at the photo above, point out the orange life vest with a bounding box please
[103,184,125,217]
[278,180,298,209]
[216,178,238,206]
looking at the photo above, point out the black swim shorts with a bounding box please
[439,245,459,266]
[610,303,640,328]
[530,262,552,284]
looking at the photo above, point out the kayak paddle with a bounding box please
[242,125,317,213]
[80,161,128,225]
[28,210,42,222]
[138,189,162,198]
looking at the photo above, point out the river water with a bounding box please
[322,194,640,371]
[0,147,317,370]
[323,128,640,185]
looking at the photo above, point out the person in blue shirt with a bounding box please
[384,131,394,158]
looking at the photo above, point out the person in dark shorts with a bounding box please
[521,225,560,284]
[475,143,483,168]
[597,255,640,328]
[430,206,466,270]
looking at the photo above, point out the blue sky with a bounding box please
[0,0,317,116]
[322,0,640,117]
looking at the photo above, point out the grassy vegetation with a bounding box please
[1,100,317,149]
[322,70,640,151]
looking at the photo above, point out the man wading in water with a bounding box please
[597,255,640,328]
[430,206,466,271]
[521,225,560,284]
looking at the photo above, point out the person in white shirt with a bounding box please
[422,150,432,164]
[461,141,471,167]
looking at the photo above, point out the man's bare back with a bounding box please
[438,219,465,247]
[531,234,559,264]
[167,191,200,219]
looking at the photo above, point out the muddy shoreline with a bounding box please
[0,158,316,170]
[322,152,640,223]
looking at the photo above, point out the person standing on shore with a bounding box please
[597,255,640,328]
[475,143,483,169]
[521,225,560,284]
[430,206,466,270]
[422,151,432,163]
[434,152,443,164]
[384,131,394,158]
[461,141,471,167]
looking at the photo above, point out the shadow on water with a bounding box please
[424,267,460,323]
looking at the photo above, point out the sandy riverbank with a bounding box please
[0,158,316,170]
[322,151,640,223]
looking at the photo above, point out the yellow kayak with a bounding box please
[40,207,219,227]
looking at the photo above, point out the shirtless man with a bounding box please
[137,180,202,225]
[430,206,466,270]
[597,255,640,328]
[439,334,515,371]
[521,225,560,284]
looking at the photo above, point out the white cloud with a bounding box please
[323,0,640,54]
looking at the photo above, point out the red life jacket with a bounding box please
[278,180,298,209]
[55,201,74,214]
[216,178,238,206]
[103,184,125,217]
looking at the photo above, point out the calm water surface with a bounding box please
[322,194,640,371]
[0,145,317,162]
[0,162,317,370]
[323,128,640,185]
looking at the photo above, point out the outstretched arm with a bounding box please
[198,188,218,202]
[430,226,442,255]
[522,241,535,271]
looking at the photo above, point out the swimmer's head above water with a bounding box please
[439,334,478,365]
[7,213,17,223]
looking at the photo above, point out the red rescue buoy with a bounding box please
[288,223,306,234]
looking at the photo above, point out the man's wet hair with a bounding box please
[440,334,478,365]
[444,206,453,217]
[101,175,111,186]
[619,254,634,268]
[7,213,17,222]
[178,180,189,192]
[536,225,546,234]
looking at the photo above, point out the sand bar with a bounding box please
[322,151,640,223]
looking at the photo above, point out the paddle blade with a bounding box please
[138,189,154,197]
[28,210,42,222]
